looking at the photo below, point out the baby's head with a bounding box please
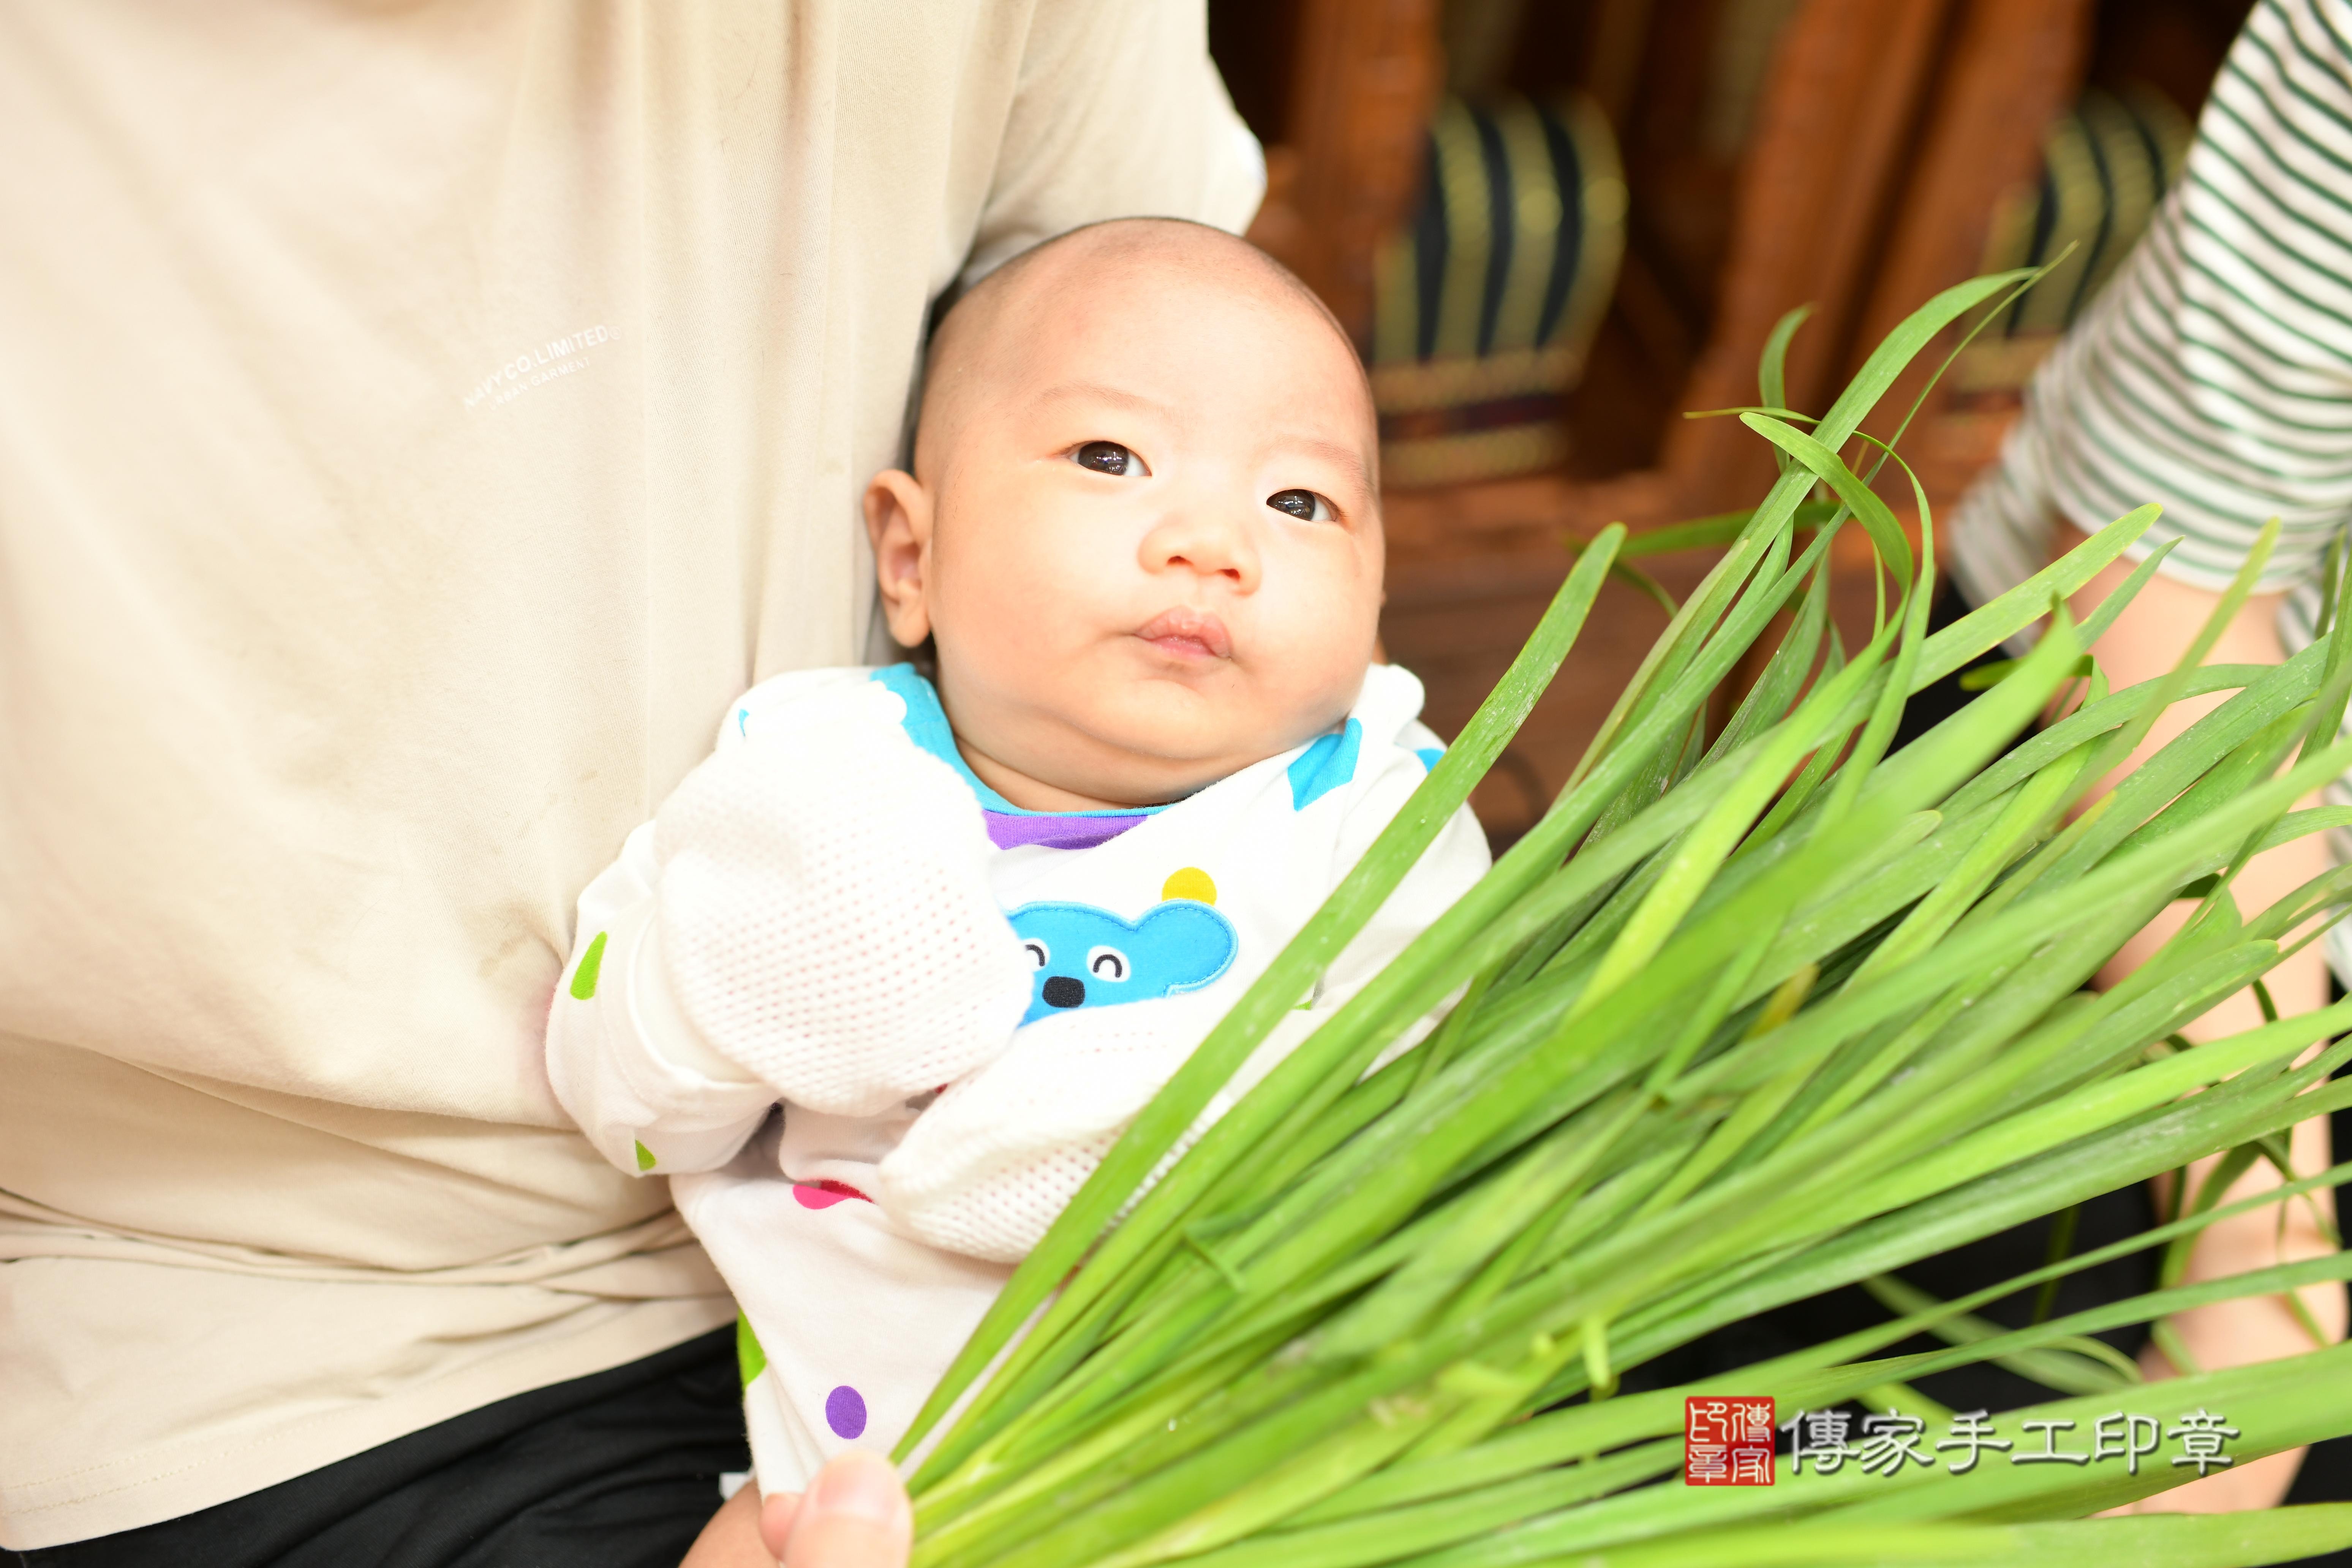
[865,219,1383,812]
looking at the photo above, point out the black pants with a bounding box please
[6,1327,749,1568]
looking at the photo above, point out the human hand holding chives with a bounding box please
[682,1451,912,1568]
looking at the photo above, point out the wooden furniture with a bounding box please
[1232,0,2098,842]
[1215,0,2264,843]
[1386,0,2094,535]
[1847,0,2108,510]
[1242,0,1445,338]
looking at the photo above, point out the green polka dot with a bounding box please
[634,1140,656,1172]
[737,1311,767,1387]
[569,931,609,1000]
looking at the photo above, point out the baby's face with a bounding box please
[869,241,1383,811]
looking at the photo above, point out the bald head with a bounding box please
[913,218,1368,480]
[862,216,1387,809]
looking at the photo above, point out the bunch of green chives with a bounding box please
[893,270,2352,1566]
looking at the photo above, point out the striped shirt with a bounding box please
[1947,0,2352,982]
[1950,0,2352,657]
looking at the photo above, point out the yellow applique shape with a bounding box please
[1162,867,1217,905]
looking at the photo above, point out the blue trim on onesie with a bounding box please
[1287,719,1363,810]
[872,665,1385,825]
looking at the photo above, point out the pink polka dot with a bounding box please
[792,1180,871,1209]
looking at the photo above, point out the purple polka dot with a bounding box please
[825,1385,868,1439]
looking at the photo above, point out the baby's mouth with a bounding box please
[1134,607,1234,662]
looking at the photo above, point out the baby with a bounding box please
[544,218,1490,1508]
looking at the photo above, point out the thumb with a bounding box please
[756,1491,801,1558]
[778,1450,913,1568]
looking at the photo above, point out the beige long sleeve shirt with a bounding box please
[0,2,1261,1547]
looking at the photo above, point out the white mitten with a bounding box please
[653,708,1032,1117]
[875,993,1232,1261]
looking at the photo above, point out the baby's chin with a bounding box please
[1059,695,1357,802]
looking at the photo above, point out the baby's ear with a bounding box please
[864,469,935,649]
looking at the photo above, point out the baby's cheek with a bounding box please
[1276,531,1381,645]
[1263,582,1378,702]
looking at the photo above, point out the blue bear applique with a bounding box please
[1007,877,1238,1026]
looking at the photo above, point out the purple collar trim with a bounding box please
[983,809,1149,851]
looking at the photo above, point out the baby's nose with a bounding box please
[1041,975,1086,1009]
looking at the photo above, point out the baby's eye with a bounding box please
[1267,489,1336,523]
[1086,946,1130,982]
[1073,441,1150,477]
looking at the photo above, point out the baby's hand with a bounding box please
[652,707,1031,1117]
[876,991,1231,1260]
